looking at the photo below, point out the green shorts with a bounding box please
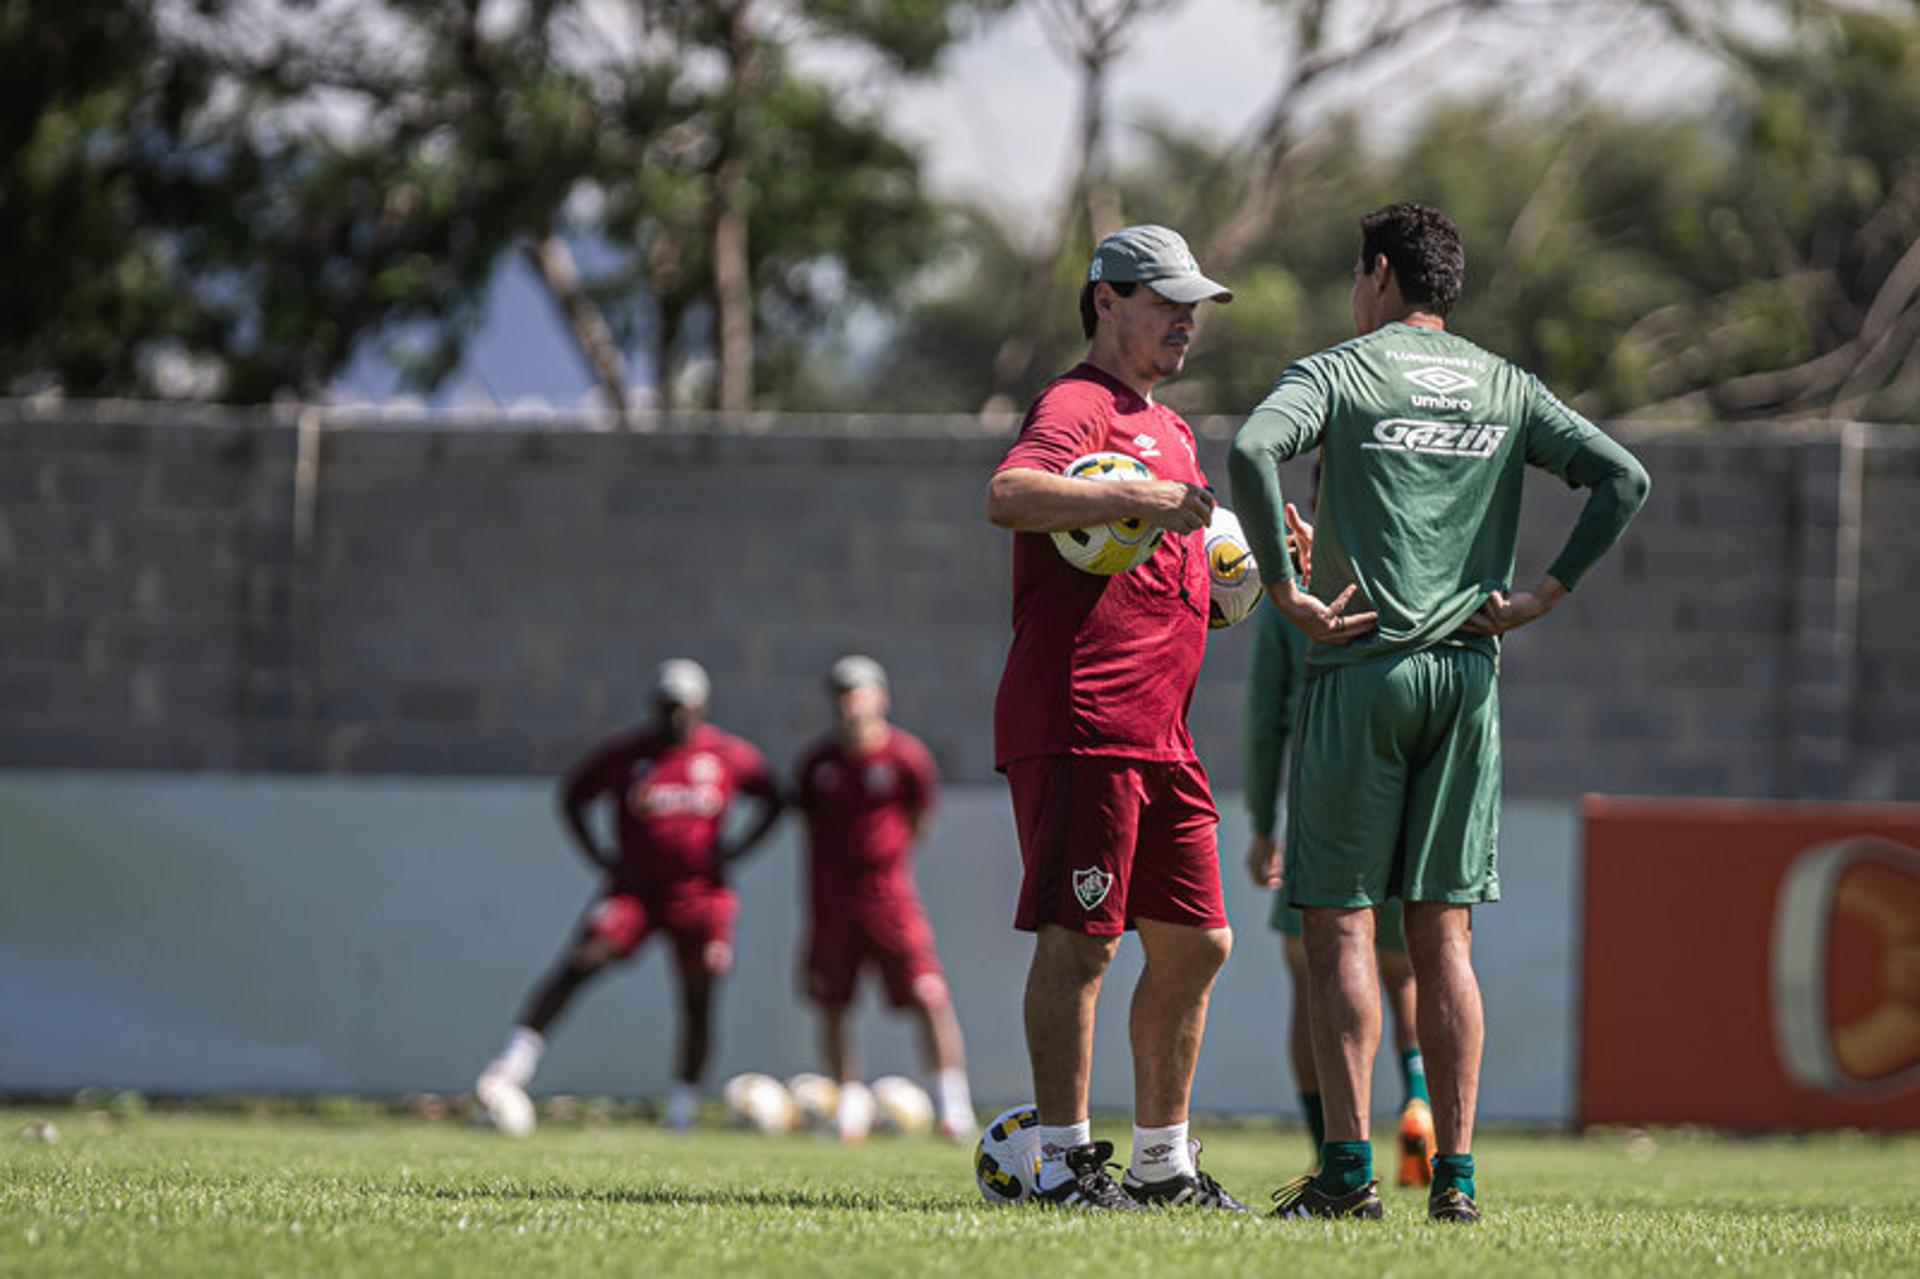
[1270,893,1407,950]
[1284,646,1500,909]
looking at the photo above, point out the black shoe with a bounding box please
[1268,1173,1383,1220]
[1033,1141,1143,1210]
[1122,1140,1248,1211]
[1428,1186,1482,1223]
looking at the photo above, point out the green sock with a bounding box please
[1315,1140,1372,1195]
[1432,1152,1475,1199]
[1301,1091,1325,1152]
[1401,1048,1429,1107]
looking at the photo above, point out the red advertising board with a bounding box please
[1580,795,1920,1130]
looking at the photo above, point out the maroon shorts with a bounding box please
[804,903,949,1010]
[1007,754,1225,935]
[582,887,737,977]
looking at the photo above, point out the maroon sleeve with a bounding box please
[899,733,938,820]
[728,735,778,799]
[996,379,1101,477]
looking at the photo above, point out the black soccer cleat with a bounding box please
[1268,1173,1384,1220]
[1428,1186,1482,1223]
[1122,1140,1248,1211]
[1032,1141,1144,1210]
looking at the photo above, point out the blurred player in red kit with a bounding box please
[476,658,783,1135]
[791,655,976,1142]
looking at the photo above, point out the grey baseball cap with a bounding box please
[826,654,888,692]
[652,658,710,706]
[1087,225,1232,304]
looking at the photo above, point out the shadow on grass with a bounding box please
[404,1182,963,1214]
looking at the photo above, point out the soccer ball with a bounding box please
[1204,505,1262,628]
[973,1103,1042,1203]
[1051,452,1164,575]
[722,1073,795,1134]
[785,1073,840,1132]
[871,1076,934,1136]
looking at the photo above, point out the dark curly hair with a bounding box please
[1358,203,1464,316]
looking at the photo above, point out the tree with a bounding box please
[1,0,989,409]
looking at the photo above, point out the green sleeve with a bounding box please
[1242,607,1298,838]
[1521,379,1652,589]
[1229,361,1328,587]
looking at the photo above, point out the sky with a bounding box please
[332,0,1734,410]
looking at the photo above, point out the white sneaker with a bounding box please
[476,1071,536,1138]
[937,1114,977,1144]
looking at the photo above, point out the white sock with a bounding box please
[666,1081,698,1129]
[1130,1122,1193,1183]
[1036,1120,1092,1190]
[489,1027,544,1087]
[836,1080,874,1141]
[933,1068,974,1130]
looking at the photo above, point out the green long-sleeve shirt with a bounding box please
[1228,322,1650,671]
[1243,602,1309,839]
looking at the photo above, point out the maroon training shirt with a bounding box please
[992,363,1212,770]
[562,722,775,891]
[793,727,938,913]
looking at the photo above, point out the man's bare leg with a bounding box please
[1302,906,1381,1145]
[1024,925,1118,1124]
[1281,933,1323,1160]
[1403,904,1482,1157]
[1025,925,1119,1194]
[1130,919,1232,1126]
[1123,918,1232,1191]
[908,994,975,1138]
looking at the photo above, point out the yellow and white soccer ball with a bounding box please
[722,1073,796,1135]
[1051,451,1163,575]
[973,1103,1042,1203]
[785,1073,840,1133]
[1204,505,1262,628]
[871,1075,934,1136]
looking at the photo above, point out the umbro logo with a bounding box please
[1131,433,1161,458]
[1403,366,1478,394]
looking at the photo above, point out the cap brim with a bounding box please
[1148,273,1233,304]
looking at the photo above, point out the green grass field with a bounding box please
[4,1107,1918,1277]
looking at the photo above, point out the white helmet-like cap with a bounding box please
[827,654,888,692]
[652,657,711,706]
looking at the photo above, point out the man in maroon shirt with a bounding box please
[983,224,1244,1211]
[791,654,975,1142]
[475,658,783,1136]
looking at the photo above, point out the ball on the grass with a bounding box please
[1051,452,1163,575]
[785,1073,839,1132]
[871,1076,933,1136]
[1204,505,1262,628]
[973,1103,1042,1203]
[722,1073,795,1135]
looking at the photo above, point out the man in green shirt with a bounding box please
[1243,485,1433,1189]
[1229,202,1650,1223]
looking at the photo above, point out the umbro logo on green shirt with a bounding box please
[1361,419,1509,459]
[1402,366,1478,394]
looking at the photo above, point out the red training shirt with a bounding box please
[992,363,1212,769]
[793,727,938,914]
[562,722,776,892]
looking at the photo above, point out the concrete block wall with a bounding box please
[3,402,1916,800]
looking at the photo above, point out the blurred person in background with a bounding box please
[790,654,976,1143]
[475,658,783,1136]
